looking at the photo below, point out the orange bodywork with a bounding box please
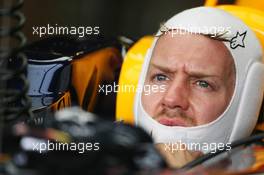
[51,91,71,111]
[71,47,122,112]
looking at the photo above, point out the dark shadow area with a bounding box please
[22,0,204,42]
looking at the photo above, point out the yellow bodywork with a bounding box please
[116,36,153,124]
[205,0,264,11]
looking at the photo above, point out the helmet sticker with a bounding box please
[230,31,247,49]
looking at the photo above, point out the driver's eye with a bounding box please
[153,74,169,82]
[196,80,210,88]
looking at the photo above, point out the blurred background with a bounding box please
[22,0,235,43]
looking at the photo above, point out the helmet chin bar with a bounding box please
[137,99,231,153]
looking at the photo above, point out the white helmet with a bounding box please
[134,7,264,153]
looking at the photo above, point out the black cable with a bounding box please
[0,0,23,15]
[182,132,264,169]
[0,0,31,123]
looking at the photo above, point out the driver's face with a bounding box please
[141,32,235,127]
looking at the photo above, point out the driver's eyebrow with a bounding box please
[150,62,222,80]
[150,62,174,73]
